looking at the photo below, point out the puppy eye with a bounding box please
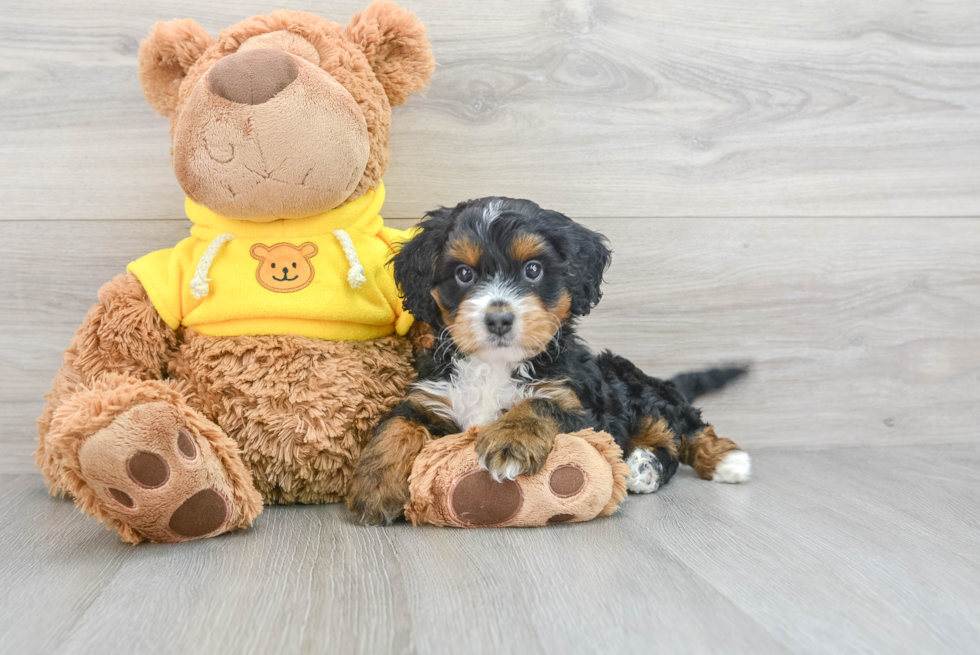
[455,265,475,285]
[524,261,543,281]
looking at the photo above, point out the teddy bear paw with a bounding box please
[77,401,238,543]
[406,429,626,528]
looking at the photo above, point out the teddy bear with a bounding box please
[35,2,436,543]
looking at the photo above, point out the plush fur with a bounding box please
[36,3,432,543]
[169,329,415,504]
[347,198,750,525]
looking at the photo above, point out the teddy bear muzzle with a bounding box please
[172,44,371,222]
[207,49,299,106]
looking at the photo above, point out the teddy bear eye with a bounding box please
[270,263,276,268]
[292,262,297,268]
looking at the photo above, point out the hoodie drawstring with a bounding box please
[190,233,236,299]
[333,229,367,289]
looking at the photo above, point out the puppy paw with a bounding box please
[711,450,752,483]
[475,420,553,482]
[345,474,409,526]
[625,447,664,493]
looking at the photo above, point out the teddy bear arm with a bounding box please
[70,273,179,382]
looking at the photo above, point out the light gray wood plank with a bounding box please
[2,1,980,220]
[0,406,37,474]
[772,445,980,565]
[0,475,790,655]
[0,475,136,654]
[51,501,789,655]
[2,216,978,472]
[623,446,980,655]
[3,446,980,654]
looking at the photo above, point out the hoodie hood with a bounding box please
[186,183,387,240]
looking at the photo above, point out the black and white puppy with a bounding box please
[347,197,750,525]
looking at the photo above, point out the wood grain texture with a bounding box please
[2,0,980,220]
[2,216,978,473]
[2,444,979,654]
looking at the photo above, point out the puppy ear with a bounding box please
[392,207,455,325]
[546,212,612,317]
[344,1,435,106]
[138,19,214,117]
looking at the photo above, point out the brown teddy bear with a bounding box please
[35,2,435,543]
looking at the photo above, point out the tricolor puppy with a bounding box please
[347,197,750,525]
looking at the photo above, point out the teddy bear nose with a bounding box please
[208,49,299,106]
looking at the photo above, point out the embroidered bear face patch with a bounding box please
[250,242,318,293]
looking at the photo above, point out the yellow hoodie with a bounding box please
[127,183,414,341]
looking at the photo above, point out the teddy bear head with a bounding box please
[137,2,434,221]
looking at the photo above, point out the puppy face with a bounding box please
[394,198,611,362]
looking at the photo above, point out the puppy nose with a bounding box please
[485,309,515,336]
[208,49,299,105]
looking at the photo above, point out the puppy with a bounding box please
[347,197,750,525]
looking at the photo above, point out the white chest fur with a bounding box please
[413,356,532,430]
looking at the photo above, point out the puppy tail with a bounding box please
[669,364,748,403]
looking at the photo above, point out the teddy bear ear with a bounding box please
[344,1,435,106]
[138,19,215,117]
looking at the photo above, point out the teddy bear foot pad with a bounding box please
[448,466,589,525]
[77,401,238,542]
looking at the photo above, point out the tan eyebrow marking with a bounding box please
[510,233,546,262]
[447,238,483,267]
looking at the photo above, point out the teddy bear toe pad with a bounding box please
[78,402,233,542]
[168,489,230,538]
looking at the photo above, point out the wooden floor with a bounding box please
[2,443,978,655]
[2,1,979,652]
